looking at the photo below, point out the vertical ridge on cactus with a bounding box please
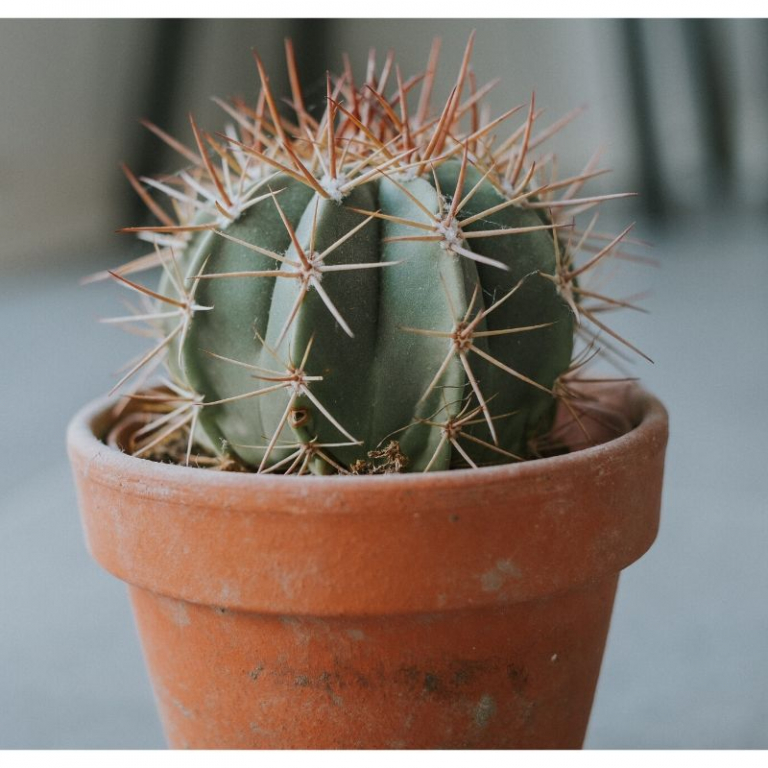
[97,35,648,475]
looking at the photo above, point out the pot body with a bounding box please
[129,577,617,749]
[68,383,668,749]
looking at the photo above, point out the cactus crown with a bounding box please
[97,34,648,475]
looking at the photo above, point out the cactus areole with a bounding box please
[108,35,643,475]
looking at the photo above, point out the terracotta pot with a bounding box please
[67,383,668,749]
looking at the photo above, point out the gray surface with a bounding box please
[585,214,768,748]
[0,260,165,748]
[0,215,766,748]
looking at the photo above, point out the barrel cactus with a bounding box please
[101,35,644,474]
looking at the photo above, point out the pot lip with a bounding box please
[67,381,668,498]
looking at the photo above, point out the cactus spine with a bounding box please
[104,35,644,475]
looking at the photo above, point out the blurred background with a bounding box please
[1,17,766,748]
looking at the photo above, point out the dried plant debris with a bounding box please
[350,441,410,475]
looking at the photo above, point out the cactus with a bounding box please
[100,35,646,474]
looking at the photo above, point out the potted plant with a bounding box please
[68,34,668,749]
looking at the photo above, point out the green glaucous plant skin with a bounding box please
[108,36,639,475]
[161,163,574,473]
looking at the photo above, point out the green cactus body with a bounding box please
[163,158,574,473]
[111,37,639,474]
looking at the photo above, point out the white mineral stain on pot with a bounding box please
[473,694,497,728]
[480,558,522,592]
[154,594,191,627]
[172,698,194,719]
[218,581,242,604]
[171,600,191,627]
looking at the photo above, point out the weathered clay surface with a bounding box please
[67,383,668,748]
[130,578,618,749]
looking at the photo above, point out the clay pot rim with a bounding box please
[68,382,668,612]
[68,382,666,502]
